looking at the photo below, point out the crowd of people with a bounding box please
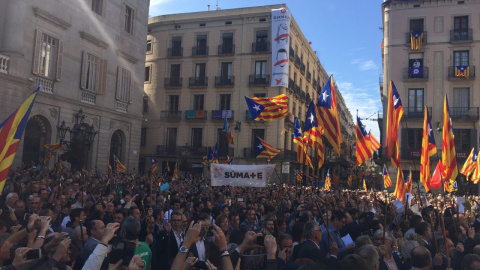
[0,165,480,270]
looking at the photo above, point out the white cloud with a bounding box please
[350,59,379,71]
[150,0,173,7]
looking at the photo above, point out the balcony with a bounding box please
[211,110,234,121]
[306,72,311,82]
[252,42,270,53]
[300,63,306,74]
[160,110,182,121]
[249,74,270,86]
[218,44,235,55]
[300,90,306,102]
[403,67,429,81]
[404,107,431,119]
[116,101,128,113]
[447,66,475,79]
[164,77,183,88]
[406,31,427,47]
[156,145,180,156]
[215,76,234,87]
[450,107,479,120]
[450,29,473,42]
[294,57,301,68]
[192,46,208,56]
[287,79,295,94]
[186,110,207,121]
[167,47,183,57]
[312,79,317,89]
[35,77,54,94]
[284,113,295,128]
[289,47,295,61]
[294,84,301,97]
[246,110,265,122]
[0,54,9,74]
[188,77,208,88]
[81,90,96,105]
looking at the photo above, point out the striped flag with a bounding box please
[166,162,171,172]
[383,165,392,188]
[316,141,325,169]
[316,75,342,156]
[363,179,367,191]
[347,171,353,188]
[442,95,458,184]
[113,155,126,173]
[212,143,219,164]
[44,142,66,153]
[455,66,469,78]
[460,148,477,177]
[471,158,480,184]
[151,156,157,178]
[385,81,404,169]
[431,161,443,190]
[223,155,233,164]
[0,86,40,193]
[254,136,282,162]
[332,173,339,186]
[293,117,313,168]
[410,32,423,50]
[304,101,324,148]
[368,131,381,153]
[356,117,372,166]
[56,161,63,174]
[43,148,54,165]
[224,116,234,145]
[245,94,289,121]
[172,162,178,180]
[325,169,331,191]
[394,166,407,202]
[420,107,436,192]
[405,168,413,194]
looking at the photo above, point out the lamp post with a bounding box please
[56,109,97,171]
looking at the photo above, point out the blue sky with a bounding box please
[149,0,384,138]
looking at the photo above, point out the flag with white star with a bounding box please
[316,75,342,156]
[254,136,282,162]
[303,101,323,147]
[420,106,436,192]
[245,94,288,121]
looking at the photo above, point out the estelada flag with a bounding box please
[385,81,404,169]
[405,168,413,194]
[151,156,157,178]
[431,161,444,190]
[113,155,126,173]
[223,116,234,145]
[356,117,372,166]
[165,162,171,172]
[383,165,392,188]
[223,156,233,164]
[293,117,313,168]
[410,32,423,50]
[394,166,407,202]
[316,75,342,156]
[303,101,324,148]
[460,148,477,177]
[455,66,469,78]
[0,86,40,193]
[325,169,331,191]
[363,179,368,191]
[245,94,288,121]
[254,136,282,162]
[420,107,436,192]
[442,95,458,183]
[347,171,353,187]
[44,142,66,153]
[368,131,381,153]
[172,162,178,180]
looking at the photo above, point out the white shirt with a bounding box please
[195,240,206,261]
[61,216,71,231]
[173,229,184,248]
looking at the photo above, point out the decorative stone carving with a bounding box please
[110,120,117,129]
[92,117,99,128]
[49,108,58,119]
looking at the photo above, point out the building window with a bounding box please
[255,60,267,79]
[146,40,152,52]
[407,129,423,150]
[195,35,207,55]
[39,33,58,79]
[453,16,468,36]
[123,4,134,34]
[116,67,132,102]
[254,93,266,98]
[81,52,99,92]
[217,128,229,156]
[166,128,177,147]
[91,0,103,15]
[454,51,469,66]
[409,18,424,32]
[221,62,232,79]
[191,128,203,149]
[171,36,182,56]
[292,102,297,116]
[454,129,471,151]
[140,128,147,147]
[168,95,179,112]
[142,95,148,114]
[453,88,470,117]
[193,94,204,110]
[195,63,206,83]
[144,66,151,82]
[408,88,424,115]
[220,94,231,110]
[255,30,268,52]
[222,33,234,54]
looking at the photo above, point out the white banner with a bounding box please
[210,164,276,187]
[271,8,290,87]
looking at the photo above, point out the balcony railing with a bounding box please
[312,79,317,89]
[300,63,306,74]
[167,47,183,57]
[252,42,270,53]
[288,79,295,93]
[249,74,270,86]
[403,67,429,80]
[294,85,301,97]
[218,44,235,55]
[294,57,300,68]
[215,76,234,87]
[0,54,9,74]
[164,77,183,88]
[404,107,431,119]
[81,90,96,105]
[35,77,54,94]
[306,72,311,82]
[450,29,473,42]
[405,31,427,46]
[192,46,208,56]
[186,110,207,120]
[447,66,475,79]
[289,47,295,61]
[211,110,234,121]
[188,77,208,88]
[160,110,182,121]
[116,101,128,113]
[450,107,479,120]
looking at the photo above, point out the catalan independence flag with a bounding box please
[0,87,40,193]
[113,155,126,173]
[410,32,423,50]
[394,166,407,202]
[368,131,381,154]
[461,148,477,177]
[420,107,436,192]
[245,94,288,121]
[212,143,219,164]
[316,75,342,156]
[363,179,368,191]
[44,142,66,153]
[356,117,372,166]
[455,66,469,78]
[386,81,404,169]
[442,95,458,184]
[324,169,331,191]
[471,157,480,184]
[293,118,313,169]
[151,156,157,178]
[223,116,234,145]
[43,148,54,165]
[254,136,282,162]
[304,101,324,148]
[223,155,233,164]
[405,168,413,194]
[172,162,178,180]
[347,171,353,188]
[383,165,392,188]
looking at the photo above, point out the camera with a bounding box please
[255,235,265,246]
[108,241,137,264]
[26,249,42,260]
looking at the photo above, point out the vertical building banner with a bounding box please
[271,8,290,87]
